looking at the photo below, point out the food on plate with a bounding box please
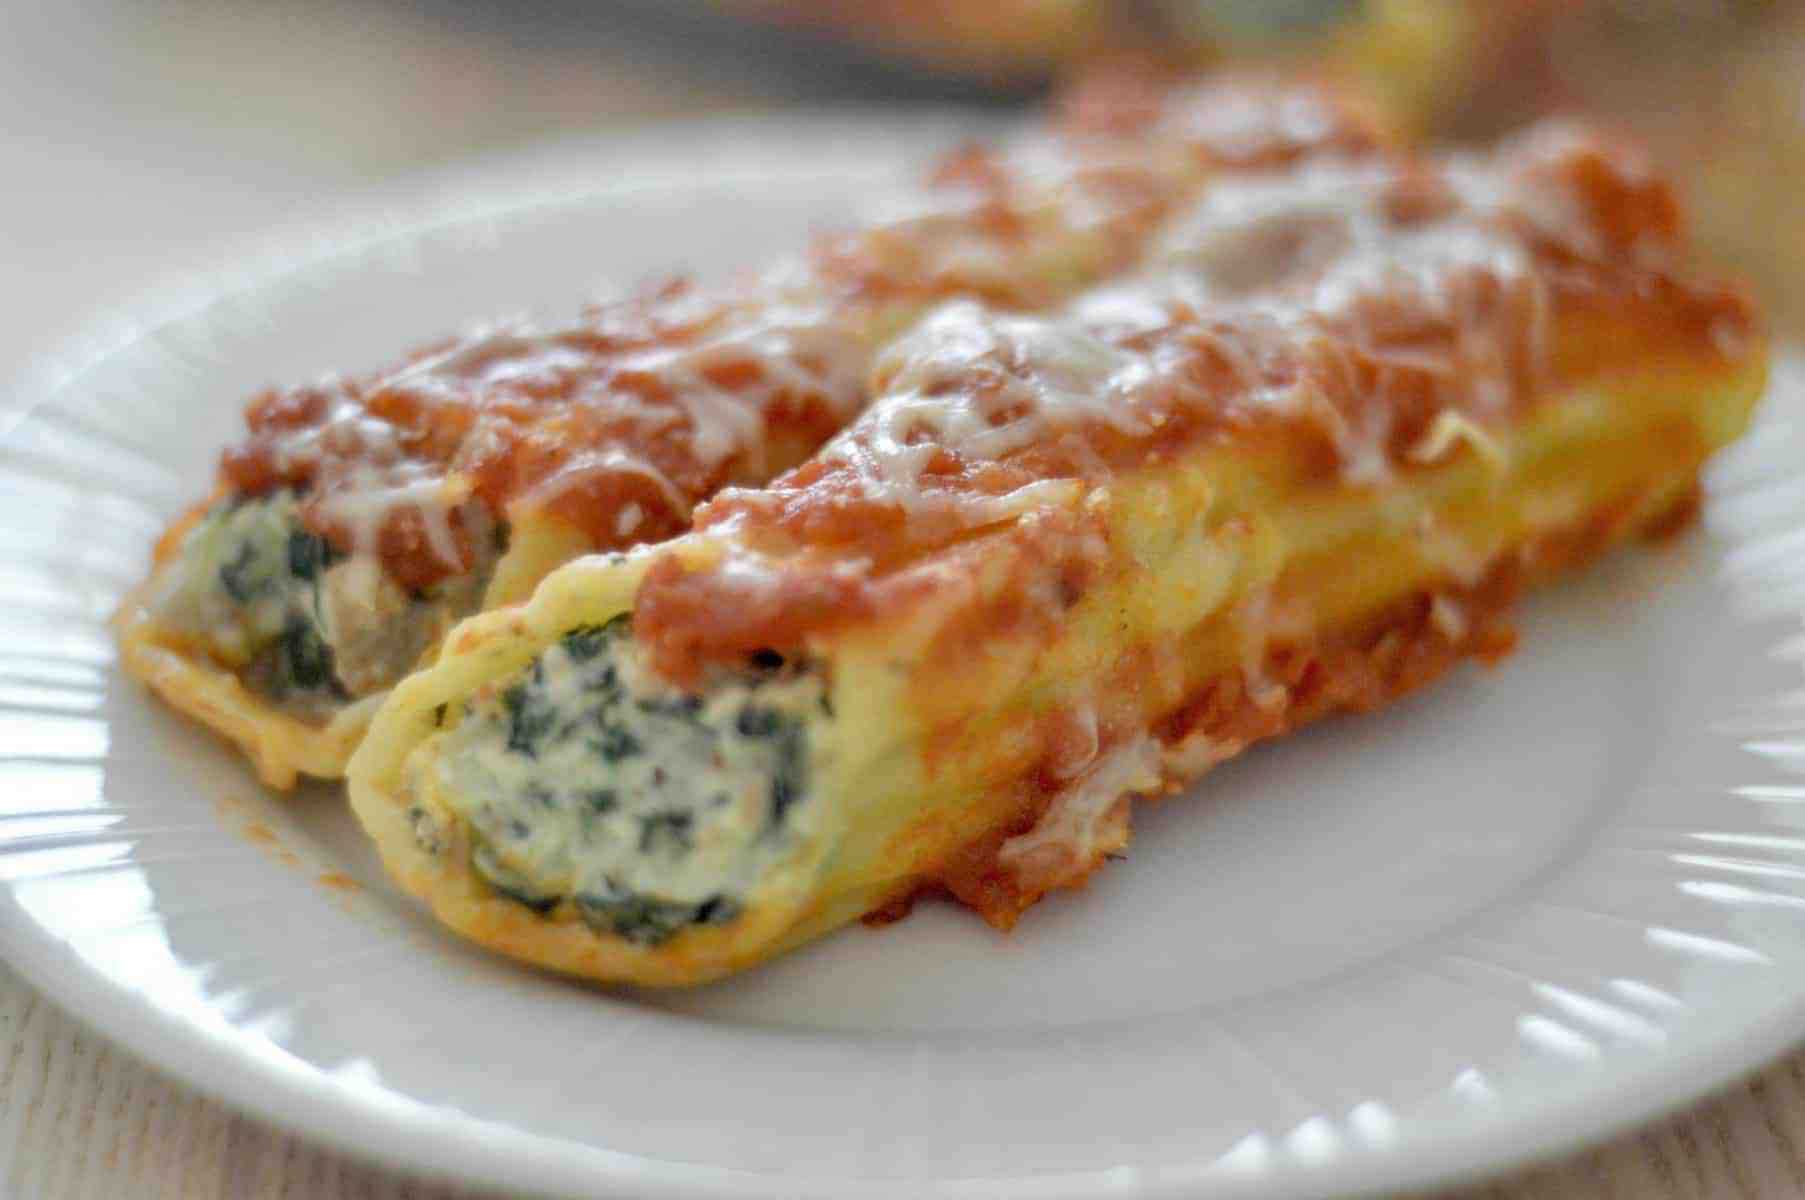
[349,117,1765,986]
[116,68,1389,788]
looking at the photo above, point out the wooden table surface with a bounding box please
[5,3,1805,1196]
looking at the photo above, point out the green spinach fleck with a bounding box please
[573,880,739,945]
[501,683,558,757]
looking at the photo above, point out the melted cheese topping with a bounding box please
[1155,76,1357,166]
[208,70,1388,598]
[641,118,1755,681]
[997,734,1162,893]
[805,135,1614,526]
[225,294,870,589]
[845,302,1162,512]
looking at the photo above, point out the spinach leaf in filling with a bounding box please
[433,617,823,946]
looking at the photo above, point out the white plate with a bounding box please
[4,115,1805,1200]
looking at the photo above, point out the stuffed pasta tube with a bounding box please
[349,118,1766,985]
[116,68,1388,788]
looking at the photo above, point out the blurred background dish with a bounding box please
[9,0,1803,394]
[702,0,1805,325]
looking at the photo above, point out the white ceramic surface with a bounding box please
[3,119,1805,1199]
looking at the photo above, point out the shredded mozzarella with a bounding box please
[1408,410,1509,472]
[250,287,874,567]
[999,734,1162,890]
[822,138,1604,518]
[514,447,694,524]
[1234,588,1291,712]
[1151,158,1391,298]
[314,465,469,567]
[835,301,1159,512]
[1159,80,1344,164]
[1429,593,1469,642]
[1162,729,1244,778]
[616,301,866,474]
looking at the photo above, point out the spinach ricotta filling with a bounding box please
[152,491,496,719]
[421,617,825,946]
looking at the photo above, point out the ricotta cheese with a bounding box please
[427,618,827,944]
[152,491,496,717]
